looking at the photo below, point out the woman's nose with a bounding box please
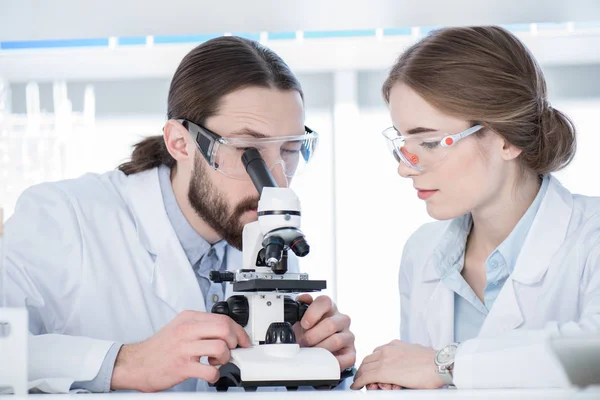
[397,160,419,178]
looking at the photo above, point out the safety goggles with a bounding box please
[178,119,318,181]
[382,124,484,171]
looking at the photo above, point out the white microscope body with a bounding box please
[209,149,341,391]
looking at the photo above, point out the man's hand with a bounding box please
[351,340,445,390]
[293,294,356,371]
[366,383,403,390]
[111,310,251,392]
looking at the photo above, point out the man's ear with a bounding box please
[163,119,192,163]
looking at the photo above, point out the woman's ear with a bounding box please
[498,135,523,161]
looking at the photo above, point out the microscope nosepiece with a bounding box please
[263,236,285,270]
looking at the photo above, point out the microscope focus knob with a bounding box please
[209,271,234,283]
[227,296,250,327]
[265,322,296,344]
[211,295,249,327]
[212,301,229,315]
[284,297,310,325]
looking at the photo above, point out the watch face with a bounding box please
[436,344,458,365]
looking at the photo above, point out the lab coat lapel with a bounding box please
[419,218,467,348]
[479,176,572,337]
[152,234,207,314]
[423,281,455,349]
[124,168,206,314]
[478,276,523,337]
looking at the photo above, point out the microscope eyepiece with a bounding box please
[242,148,278,194]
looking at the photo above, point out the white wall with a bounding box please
[3,0,600,41]
[552,100,600,196]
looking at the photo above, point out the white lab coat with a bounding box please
[5,167,298,393]
[399,176,600,389]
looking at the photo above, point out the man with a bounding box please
[5,36,355,393]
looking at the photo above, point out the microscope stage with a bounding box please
[233,279,326,292]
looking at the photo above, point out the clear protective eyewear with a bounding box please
[382,124,484,171]
[178,119,318,181]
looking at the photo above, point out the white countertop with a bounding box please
[14,388,600,400]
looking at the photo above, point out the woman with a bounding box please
[351,26,600,390]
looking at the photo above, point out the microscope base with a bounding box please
[211,344,341,391]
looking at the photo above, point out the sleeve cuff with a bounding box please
[71,342,123,393]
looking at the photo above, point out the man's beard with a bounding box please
[188,157,259,250]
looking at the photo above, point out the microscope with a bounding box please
[209,148,341,392]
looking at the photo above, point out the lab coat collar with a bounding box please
[122,167,206,314]
[480,177,572,335]
[509,176,573,285]
[122,167,169,255]
[421,216,471,283]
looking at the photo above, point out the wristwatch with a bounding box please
[435,343,459,387]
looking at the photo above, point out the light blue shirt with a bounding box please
[72,166,230,392]
[157,164,229,310]
[438,176,549,343]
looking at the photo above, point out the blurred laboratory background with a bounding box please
[1,0,600,364]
